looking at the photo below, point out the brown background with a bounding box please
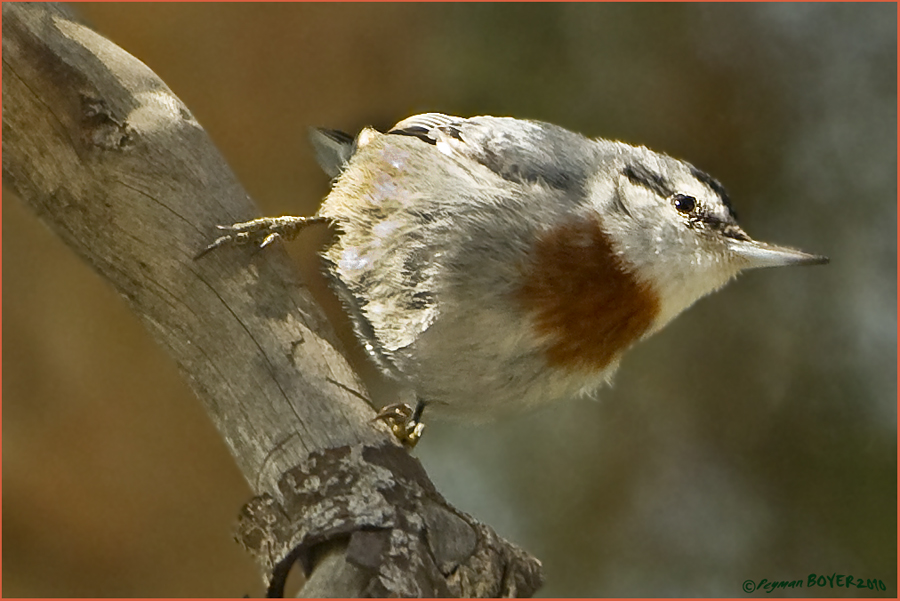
[3,3,896,597]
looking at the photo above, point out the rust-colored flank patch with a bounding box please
[517,215,661,373]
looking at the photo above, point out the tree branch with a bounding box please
[2,3,542,597]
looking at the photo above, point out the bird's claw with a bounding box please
[374,403,425,448]
[195,215,327,259]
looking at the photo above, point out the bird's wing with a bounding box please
[389,113,599,192]
[310,113,599,192]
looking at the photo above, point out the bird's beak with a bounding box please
[728,237,829,270]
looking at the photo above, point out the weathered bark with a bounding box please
[2,3,542,597]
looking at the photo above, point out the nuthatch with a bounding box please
[202,113,828,445]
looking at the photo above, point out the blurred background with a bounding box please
[3,3,896,597]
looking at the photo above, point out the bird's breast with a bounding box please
[516,215,661,372]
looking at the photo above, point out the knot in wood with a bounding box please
[235,443,543,597]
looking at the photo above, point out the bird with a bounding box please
[200,113,828,445]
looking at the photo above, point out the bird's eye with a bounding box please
[672,194,697,214]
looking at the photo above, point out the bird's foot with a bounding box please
[374,401,425,448]
[195,215,327,258]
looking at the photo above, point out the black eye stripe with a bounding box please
[623,163,672,198]
[688,165,737,220]
[623,162,742,231]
